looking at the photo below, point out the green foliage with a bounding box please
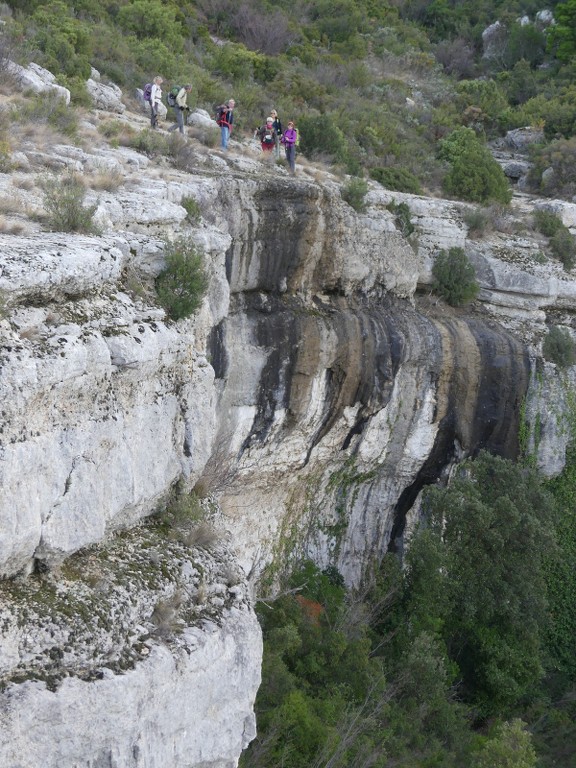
[386,200,415,237]
[39,173,99,234]
[116,0,184,48]
[544,446,576,678]
[455,79,510,134]
[369,166,422,194]
[439,127,512,204]
[126,128,170,158]
[29,0,92,78]
[528,137,576,199]
[15,93,78,137]
[548,0,576,63]
[504,23,546,70]
[463,206,493,238]
[341,177,368,212]
[409,452,557,716]
[533,209,565,237]
[432,246,479,306]
[542,326,576,367]
[297,115,347,161]
[550,227,576,270]
[180,196,201,225]
[471,719,537,768]
[155,238,208,321]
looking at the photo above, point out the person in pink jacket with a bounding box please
[281,121,298,173]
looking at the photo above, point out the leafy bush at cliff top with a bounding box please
[432,246,479,306]
[370,166,422,194]
[155,238,208,320]
[439,127,512,205]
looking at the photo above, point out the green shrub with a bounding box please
[126,128,170,157]
[181,196,201,225]
[341,177,368,212]
[387,200,415,237]
[370,166,422,194]
[439,127,512,205]
[40,173,99,234]
[542,325,576,367]
[550,227,576,270]
[29,0,92,78]
[155,238,208,320]
[533,209,564,237]
[297,114,347,161]
[57,74,92,107]
[463,206,492,238]
[16,93,78,137]
[432,246,479,306]
[528,137,576,199]
[116,0,184,47]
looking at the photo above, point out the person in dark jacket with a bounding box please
[270,109,282,158]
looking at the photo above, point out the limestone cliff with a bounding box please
[0,84,575,765]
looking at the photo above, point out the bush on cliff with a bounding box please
[432,247,479,306]
[341,176,368,212]
[155,238,208,320]
[439,127,512,205]
[542,325,576,367]
[40,172,99,234]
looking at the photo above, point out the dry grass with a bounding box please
[180,521,220,550]
[87,167,124,192]
[19,325,42,341]
[12,176,35,190]
[0,216,25,234]
[0,195,25,215]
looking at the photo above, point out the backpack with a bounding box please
[143,82,153,103]
[216,105,227,126]
[263,127,275,144]
[167,86,181,108]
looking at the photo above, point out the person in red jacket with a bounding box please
[254,117,276,153]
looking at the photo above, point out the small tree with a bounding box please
[542,325,576,367]
[432,247,479,306]
[439,127,512,205]
[155,238,208,320]
[341,177,368,212]
[40,172,99,234]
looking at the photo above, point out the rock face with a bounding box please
[0,524,261,768]
[0,87,575,766]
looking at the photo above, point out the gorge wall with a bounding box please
[0,93,575,766]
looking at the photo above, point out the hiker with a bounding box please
[255,117,276,153]
[168,84,192,135]
[217,98,235,150]
[149,76,166,130]
[281,121,298,173]
[271,109,282,158]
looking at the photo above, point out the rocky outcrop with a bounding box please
[1,88,576,766]
[0,522,261,768]
[7,61,70,105]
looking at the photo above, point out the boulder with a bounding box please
[86,77,125,114]
[7,61,70,105]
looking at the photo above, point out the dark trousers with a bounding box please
[285,143,296,172]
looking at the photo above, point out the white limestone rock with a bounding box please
[7,61,70,105]
[86,77,126,114]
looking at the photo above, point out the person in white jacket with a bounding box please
[168,84,192,135]
[150,76,167,130]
